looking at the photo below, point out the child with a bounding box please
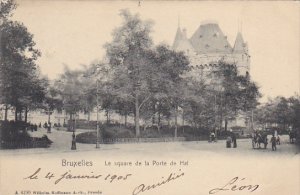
[276,135,280,145]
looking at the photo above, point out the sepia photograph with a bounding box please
[0,0,299,195]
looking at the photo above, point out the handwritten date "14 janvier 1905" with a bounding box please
[24,168,132,185]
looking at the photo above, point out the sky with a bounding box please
[11,0,300,102]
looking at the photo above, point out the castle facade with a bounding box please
[173,22,250,77]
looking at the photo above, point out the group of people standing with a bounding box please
[253,130,281,151]
[209,130,237,148]
[43,122,52,133]
[226,130,237,148]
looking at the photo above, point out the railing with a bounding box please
[101,137,186,144]
[0,139,52,149]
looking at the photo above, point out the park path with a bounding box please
[0,127,298,157]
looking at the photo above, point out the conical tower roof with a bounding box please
[233,32,247,53]
[189,23,232,53]
[173,28,194,53]
[172,27,184,49]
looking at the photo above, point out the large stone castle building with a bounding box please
[173,22,251,129]
[173,21,250,77]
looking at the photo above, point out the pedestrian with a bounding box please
[43,122,48,129]
[210,132,215,142]
[270,135,276,151]
[47,122,51,133]
[231,132,237,148]
[226,136,232,148]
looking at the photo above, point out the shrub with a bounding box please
[0,120,53,149]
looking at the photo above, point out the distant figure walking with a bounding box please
[226,136,232,148]
[43,122,48,129]
[47,122,51,133]
[271,135,276,151]
[210,132,216,142]
[231,132,237,148]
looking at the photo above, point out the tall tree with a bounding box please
[105,10,154,137]
[54,67,84,121]
[210,62,260,131]
[0,0,45,121]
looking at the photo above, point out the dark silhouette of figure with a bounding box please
[47,122,51,133]
[276,135,280,145]
[231,132,237,148]
[226,136,232,148]
[210,132,216,142]
[71,132,76,150]
[271,135,276,151]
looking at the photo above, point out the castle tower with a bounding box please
[232,32,250,75]
[173,27,195,55]
[173,27,183,49]
[172,22,251,129]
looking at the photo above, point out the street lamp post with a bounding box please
[82,72,101,148]
[214,94,218,140]
[96,79,100,148]
[71,112,77,150]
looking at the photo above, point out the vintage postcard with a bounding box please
[0,0,299,195]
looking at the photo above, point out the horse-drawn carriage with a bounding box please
[289,131,297,143]
[252,132,268,149]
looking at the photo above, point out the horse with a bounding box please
[252,133,268,149]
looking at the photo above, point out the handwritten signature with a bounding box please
[132,169,184,195]
[209,177,259,194]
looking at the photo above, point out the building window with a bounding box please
[213,31,219,37]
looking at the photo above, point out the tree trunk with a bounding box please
[158,110,161,125]
[106,110,110,124]
[15,107,18,121]
[225,117,228,132]
[48,110,51,124]
[135,94,140,137]
[87,112,90,122]
[18,110,22,121]
[152,103,156,125]
[25,107,28,123]
[157,124,161,135]
[68,113,73,131]
[4,105,8,121]
[174,105,178,138]
[125,113,128,127]
[182,109,185,134]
